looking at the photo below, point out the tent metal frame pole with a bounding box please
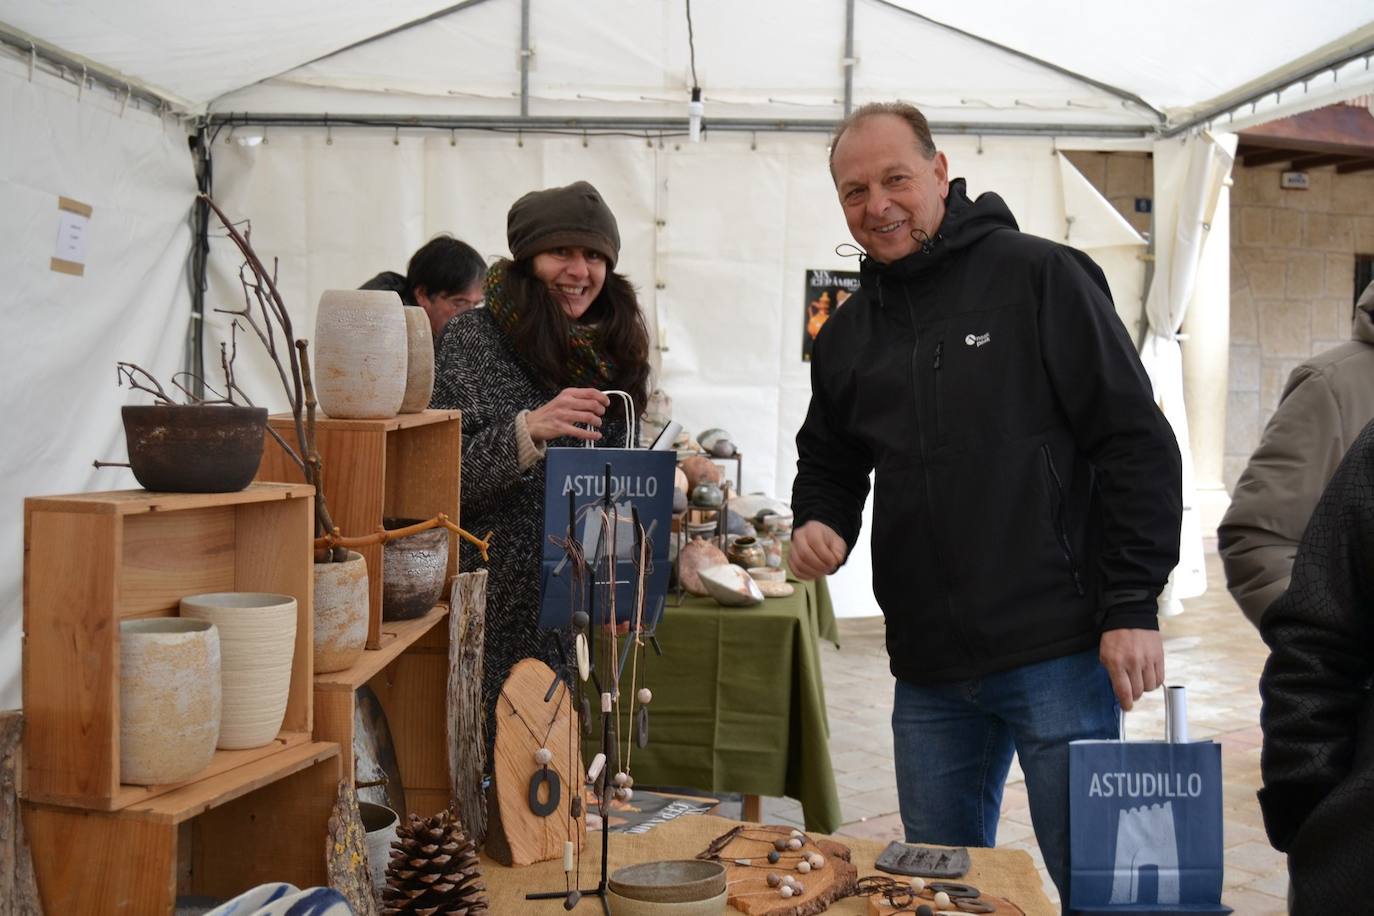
[1163,36,1374,136]
[0,23,184,113]
[519,0,532,117]
[205,112,1152,139]
[842,0,856,117]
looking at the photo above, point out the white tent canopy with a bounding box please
[3,1,1374,711]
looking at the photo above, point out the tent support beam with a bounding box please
[0,22,185,113]
[205,112,1152,139]
[842,0,856,117]
[866,0,1164,123]
[519,0,531,117]
[1164,32,1374,137]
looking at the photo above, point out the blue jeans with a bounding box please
[891,648,1119,905]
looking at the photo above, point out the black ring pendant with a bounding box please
[528,765,561,817]
[635,705,649,748]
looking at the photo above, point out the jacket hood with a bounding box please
[858,178,1018,290]
[1355,280,1374,345]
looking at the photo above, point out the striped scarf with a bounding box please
[483,261,615,390]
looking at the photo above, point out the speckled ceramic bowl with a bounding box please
[608,859,727,905]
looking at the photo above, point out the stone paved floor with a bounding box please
[752,547,1288,913]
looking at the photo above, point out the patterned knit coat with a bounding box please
[430,307,629,755]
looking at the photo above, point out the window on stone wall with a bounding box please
[1357,254,1374,309]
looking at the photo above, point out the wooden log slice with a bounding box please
[701,824,858,915]
[326,780,380,916]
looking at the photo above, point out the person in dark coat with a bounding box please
[360,234,487,337]
[789,101,1182,902]
[1259,417,1374,915]
[430,181,651,753]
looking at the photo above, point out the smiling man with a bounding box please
[788,102,1183,903]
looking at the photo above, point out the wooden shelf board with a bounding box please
[267,408,460,433]
[25,482,314,516]
[119,740,339,824]
[315,604,449,691]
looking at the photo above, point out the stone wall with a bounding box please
[1226,164,1374,489]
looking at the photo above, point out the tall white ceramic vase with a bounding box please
[119,618,222,785]
[180,592,297,750]
[313,290,407,419]
[400,306,435,413]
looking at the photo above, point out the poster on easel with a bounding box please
[802,268,860,361]
[538,447,675,629]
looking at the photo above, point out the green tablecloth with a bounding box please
[587,575,842,834]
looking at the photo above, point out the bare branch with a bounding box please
[116,362,178,405]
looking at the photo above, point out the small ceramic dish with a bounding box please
[608,859,727,904]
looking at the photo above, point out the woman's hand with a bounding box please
[526,388,610,444]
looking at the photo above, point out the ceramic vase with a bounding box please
[119,618,222,785]
[399,306,435,413]
[382,518,449,621]
[314,551,369,673]
[180,593,297,750]
[359,802,399,903]
[725,535,766,569]
[313,289,407,419]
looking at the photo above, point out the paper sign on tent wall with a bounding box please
[50,197,92,276]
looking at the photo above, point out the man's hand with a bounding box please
[1099,628,1165,711]
[789,521,847,581]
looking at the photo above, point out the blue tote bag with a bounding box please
[1069,687,1229,915]
[536,394,675,630]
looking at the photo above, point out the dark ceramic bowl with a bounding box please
[121,404,267,493]
[381,517,449,621]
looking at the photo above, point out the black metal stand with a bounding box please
[527,463,619,913]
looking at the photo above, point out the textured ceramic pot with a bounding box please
[313,289,407,419]
[399,306,435,413]
[122,404,267,493]
[382,518,449,621]
[313,551,369,673]
[359,802,399,902]
[725,535,766,570]
[689,481,723,509]
[678,539,728,597]
[180,593,296,750]
[119,618,222,785]
[678,455,722,491]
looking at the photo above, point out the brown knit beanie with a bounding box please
[507,180,621,269]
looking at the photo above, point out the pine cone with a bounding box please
[383,809,489,915]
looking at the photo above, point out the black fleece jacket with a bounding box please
[792,179,1182,684]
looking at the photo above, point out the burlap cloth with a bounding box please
[480,814,1054,915]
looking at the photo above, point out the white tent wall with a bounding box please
[206,127,1147,619]
[0,57,196,709]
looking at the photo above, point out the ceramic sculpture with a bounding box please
[399,306,435,413]
[313,289,407,419]
[118,618,221,784]
[313,551,369,673]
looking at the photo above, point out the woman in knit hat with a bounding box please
[431,180,651,756]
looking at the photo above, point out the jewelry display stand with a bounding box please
[528,463,658,913]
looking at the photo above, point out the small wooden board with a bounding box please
[702,824,857,915]
[483,659,584,866]
[326,780,379,916]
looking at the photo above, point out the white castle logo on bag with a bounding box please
[1088,771,1204,799]
[1109,802,1181,905]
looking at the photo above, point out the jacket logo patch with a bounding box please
[964,332,991,348]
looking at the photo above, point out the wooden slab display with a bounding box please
[0,712,41,915]
[483,659,583,867]
[447,570,488,844]
[326,781,379,916]
[699,824,857,915]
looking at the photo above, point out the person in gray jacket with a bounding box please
[1219,281,1374,627]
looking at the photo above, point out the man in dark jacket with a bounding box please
[789,102,1182,901]
[360,234,487,338]
[1258,417,1374,914]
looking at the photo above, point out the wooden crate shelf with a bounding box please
[255,408,462,649]
[314,604,451,820]
[22,483,316,812]
[24,742,340,914]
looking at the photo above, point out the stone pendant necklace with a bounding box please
[501,682,566,817]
